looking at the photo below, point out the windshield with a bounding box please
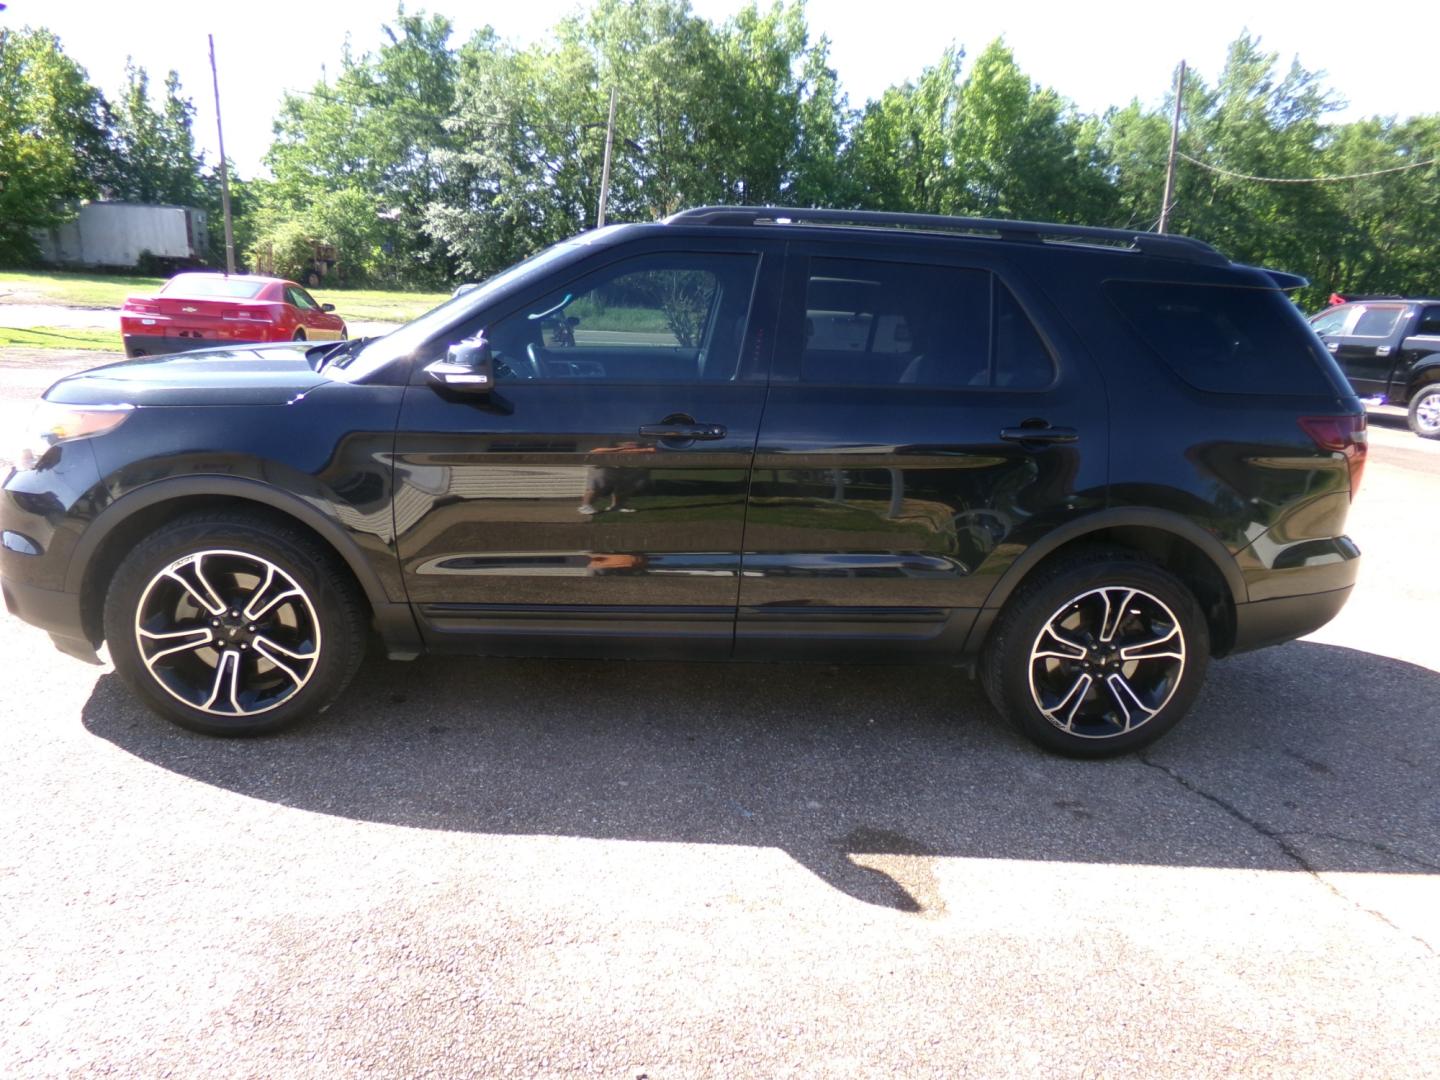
[331,237,598,378]
[162,274,268,299]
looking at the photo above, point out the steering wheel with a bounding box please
[521,341,546,379]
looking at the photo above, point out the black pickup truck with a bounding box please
[1309,298,1440,437]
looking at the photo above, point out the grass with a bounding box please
[565,299,672,335]
[0,326,123,351]
[307,284,451,324]
[0,269,163,309]
[0,269,450,325]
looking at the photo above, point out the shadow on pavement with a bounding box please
[82,640,1440,911]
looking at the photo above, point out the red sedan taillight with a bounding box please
[122,297,159,315]
[221,304,279,323]
[1299,413,1367,498]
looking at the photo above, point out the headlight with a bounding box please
[7,402,133,472]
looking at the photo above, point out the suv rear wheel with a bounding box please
[981,551,1209,757]
[102,510,368,735]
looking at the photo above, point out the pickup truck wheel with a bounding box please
[1408,383,1440,439]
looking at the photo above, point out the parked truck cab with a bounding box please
[1311,299,1440,437]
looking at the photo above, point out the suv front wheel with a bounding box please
[102,510,368,735]
[982,551,1209,757]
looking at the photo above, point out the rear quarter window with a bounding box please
[1106,281,1334,396]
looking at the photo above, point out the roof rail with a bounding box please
[663,205,1230,267]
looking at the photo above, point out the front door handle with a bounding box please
[639,420,727,441]
[999,424,1079,445]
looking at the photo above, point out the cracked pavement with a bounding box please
[1,356,1437,1077]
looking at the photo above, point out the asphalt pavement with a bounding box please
[1,353,1437,1077]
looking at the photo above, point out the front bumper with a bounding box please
[0,574,98,662]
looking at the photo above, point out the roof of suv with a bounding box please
[656,205,1308,292]
[663,204,1224,261]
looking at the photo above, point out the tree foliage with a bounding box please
[105,62,204,205]
[3,8,1440,305]
[0,27,110,262]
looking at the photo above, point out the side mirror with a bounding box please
[424,335,494,395]
[321,303,336,313]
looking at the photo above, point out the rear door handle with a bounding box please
[639,421,727,441]
[999,425,1079,445]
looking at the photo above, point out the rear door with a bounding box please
[1397,304,1440,392]
[735,243,1109,658]
[392,236,781,658]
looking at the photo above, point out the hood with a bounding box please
[43,342,329,407]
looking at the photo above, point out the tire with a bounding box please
[1407,382,1440,439]
[292,328,307,342]
[980,549,1209,758]
[102,510,368,736]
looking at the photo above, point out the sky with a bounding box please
[7,0,1438,177]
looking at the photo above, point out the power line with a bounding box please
[1178,151,1439,184]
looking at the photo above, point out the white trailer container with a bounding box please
[34,202,208,269]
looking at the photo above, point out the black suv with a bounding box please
[1308,297,1440,437]
[1,207,1365,756]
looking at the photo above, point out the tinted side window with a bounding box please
[799,258,1052,389]
[1418,306,1440,336]
[1350,305,1405,337]
[1308,306,1350,337]
[993,284,1056,389]
[486,252,759,383]
[286,286,319,311]
[1106,281,1333,396]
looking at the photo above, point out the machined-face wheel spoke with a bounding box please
[1027,584,1186,740]
[163,560,227,616]
[1097,588,1136,643]
[134,549,321,718]
[200,649,244,713]
[1033,624,1088,662]
[1119,625,1183,663]
[138,625,213,667]
[242,565,304,622]
[1104,673,1157,732]
[252,636,313,690]
[1043,672,1093,731]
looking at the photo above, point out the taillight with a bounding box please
[123,297,159,314]
[222,304,277,322]
[1299,413,1367,498]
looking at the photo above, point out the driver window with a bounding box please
[486,252,759,383]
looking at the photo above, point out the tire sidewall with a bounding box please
[988,556,1210,757]
[103,518,363,736]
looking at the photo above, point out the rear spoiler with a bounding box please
[1262,268,1308,293]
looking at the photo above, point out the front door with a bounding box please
[285,285,345,340]
[1325,302,1409,399]
[393,242,779,657]
[735,247,1109,658]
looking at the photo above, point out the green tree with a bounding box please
[0,27,110,263]
[265,7,460,282]
[106,62,204,205]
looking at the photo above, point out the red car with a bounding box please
[120,273,348,358]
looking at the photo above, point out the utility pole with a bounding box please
[209,34,236,274]
[1158,59,1186,235]
[596,86,617,229]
